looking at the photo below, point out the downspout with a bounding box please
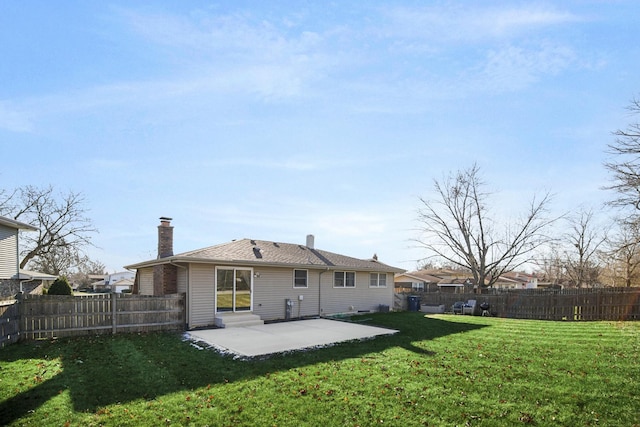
[19,276,35,294]
[170,261,188,329]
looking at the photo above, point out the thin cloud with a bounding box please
[0,101,33,133]
[381,4,581,44]
[209,157,321,172]
[477,41,577,92]
[117,7,336,99]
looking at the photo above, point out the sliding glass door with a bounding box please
[216,268,252,312]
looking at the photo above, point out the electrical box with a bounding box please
[285,298,293,320]
[298,295,304,301]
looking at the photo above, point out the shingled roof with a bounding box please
[125,238,404,273]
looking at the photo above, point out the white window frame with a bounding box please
[293,269,308,288]
[214,266,254,313]
[369,272,387,288]
[334,271,356,288]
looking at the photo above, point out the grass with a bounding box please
[0,313,638,426]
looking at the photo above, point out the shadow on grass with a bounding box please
[0,313,485,424]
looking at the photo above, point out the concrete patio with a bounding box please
[186,318,398,357]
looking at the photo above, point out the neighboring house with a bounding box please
[17,269,57,289]
[497,271,538,289]
[0,215,52,297]
[395,269,475,294]
[105,271,135,293]
[105,271,135,285]
[396,268,541,293]
[436,278,473,293]
[110,278,134,293]
[124,218,404,329]
[394,271,443,292]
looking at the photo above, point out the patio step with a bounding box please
[214,312,264,328]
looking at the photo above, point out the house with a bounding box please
[394,270,443,292]
[395,269,475,294]
[496,271,538,289]
[17,269,57,290]
[110,278,134,293]
[436,278,474,293]
[104,271,135,293]
[124,218,404,329]
[396,268,543,293]
[105,271,135,285]
[0,215,54,297]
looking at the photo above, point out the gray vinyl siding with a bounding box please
[252,267,321,321]
[177,267,187,294]
[189,264,215,328]
[320,272,393,316]
[253,268,393,320]
[0,225,18,279]
[138,268,154,295]
[179,262,394,324]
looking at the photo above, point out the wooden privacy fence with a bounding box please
[396,288,640,321]
[0,293,185,346]
[0,300,20,348]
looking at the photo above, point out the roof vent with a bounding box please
[306,234,315,249]
[253,247,263,259]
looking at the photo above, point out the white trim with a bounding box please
[215,266,254,313]
[369,272,388,288]
[293,269,309,289]
[333,271,356,288]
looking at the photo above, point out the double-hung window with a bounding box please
[294,269,308,288]
[370,273,387,288]
[334,271,356,288]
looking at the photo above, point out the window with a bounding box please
[370,273,387,288]
[334,271,356,288]
[412,282,424,291]
[294,269,308,288]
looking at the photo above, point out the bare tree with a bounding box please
[0,185,97,270]
[67,255,107,288]
[416,164,557,289]
[534,243,569,288]
[27,244,76,276]
[604,219,640,287]
[604,97,640,214]
[562,208,607,288]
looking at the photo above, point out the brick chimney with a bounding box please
[158,217,174,259]
[153,217,177,295]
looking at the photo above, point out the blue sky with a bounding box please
[2,1,639,273]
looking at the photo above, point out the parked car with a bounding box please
[452,301,465,314]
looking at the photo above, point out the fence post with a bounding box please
[15,292,23,342]
[111,292,117,335]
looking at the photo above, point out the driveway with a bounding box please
[186,318,398,357]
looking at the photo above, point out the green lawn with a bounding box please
[0,313,638,426]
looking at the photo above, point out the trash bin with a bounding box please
[407,295,421,312]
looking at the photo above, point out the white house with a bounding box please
[0,215,55,296]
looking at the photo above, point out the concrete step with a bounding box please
[215,312,264,328]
